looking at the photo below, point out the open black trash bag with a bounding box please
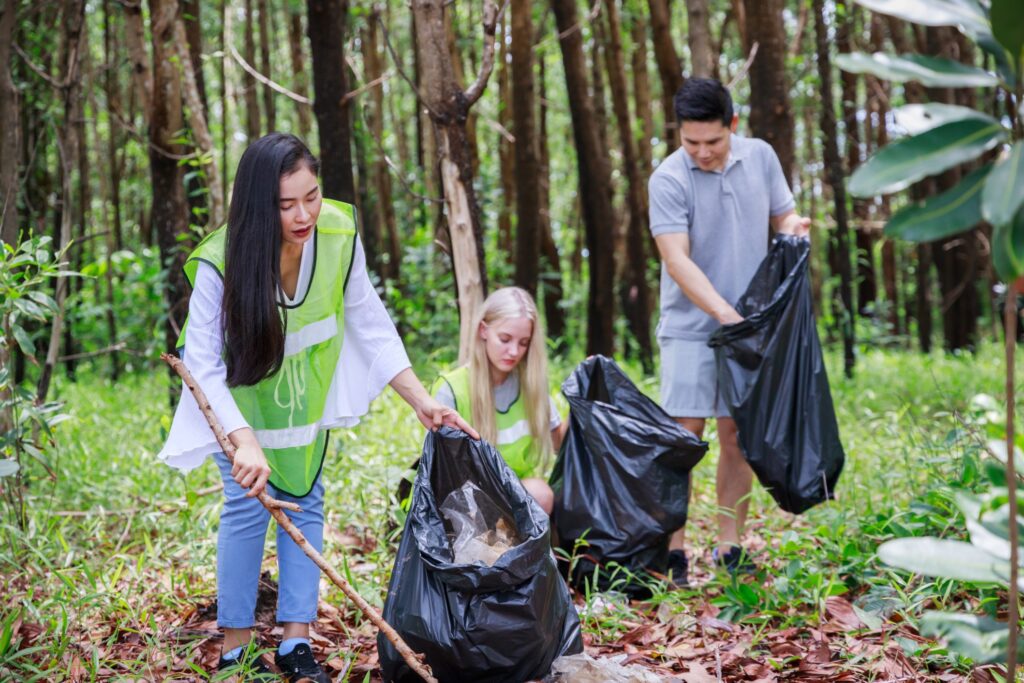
[378,427,582,683]
[707,235,845,514]
[549,356,707,597]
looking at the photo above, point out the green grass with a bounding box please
[0,342,1018,680]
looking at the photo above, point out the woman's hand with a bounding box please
[414,395,481,440]
[228,428,271,497]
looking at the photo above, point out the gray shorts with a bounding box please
[658,337,730,419]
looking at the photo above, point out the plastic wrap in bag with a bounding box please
[440,481,520,566]
[550,356,707,597]
[707,234,845,514]
[378,427,582,683]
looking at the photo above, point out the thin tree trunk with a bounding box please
[731,0,747,49]
[647,0,683,154]
[307,0,356,202]
[38,0,86,402]
[220,0,229,209]
[0,0,19,246]
[123,0,152,121]
[511,0,540,297]
[497,17,514,255]
[243,0,261,140]
[412,0,497,362]
[537,49,565,345]
[258,0,275,132]
[181,0,208,227]
[686,0,714,78]
[744,0,794,187]
[182,0,207,112]
[631,11,654,179]
[812,0,854,378]
[552,0,615,356]
[288,9,313,139]
[102,0,121,378]
[603,0,652,371]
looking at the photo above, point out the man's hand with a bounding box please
[716,307,744,325]
[771,210,811,237]
[232,442,271,497]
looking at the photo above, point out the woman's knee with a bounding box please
[522,477,554,515]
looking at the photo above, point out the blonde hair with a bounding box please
[468,287,552,469]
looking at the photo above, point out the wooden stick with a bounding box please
[161,353,437,683]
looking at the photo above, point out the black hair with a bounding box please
[674,77,734,126]
[222,132,320,387]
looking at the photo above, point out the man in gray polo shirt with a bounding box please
[650,78,809,585]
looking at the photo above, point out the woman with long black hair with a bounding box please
[158,133,475,681]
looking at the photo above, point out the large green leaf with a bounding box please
[0,460,19,478]
[850,117,1006,196]
[836,52,999,88]
[877,537,1019,586]
[893,103,995,135]
[982,142,1024,229]
[991,0,1024,71]
[885,164,991,241]
[992,206,1024,281]
[920,611,1019,664]
[852,0,988,36]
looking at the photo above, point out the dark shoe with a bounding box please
[713,545,757,574]
[666,549,689,588]
[274,642,331,683]
[217,644,276,680]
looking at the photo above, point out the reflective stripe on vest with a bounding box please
[179,198,357,496]
[435,366,539,479]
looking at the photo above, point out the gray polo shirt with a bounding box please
[649,134,794,341]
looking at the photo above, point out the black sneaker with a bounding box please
[274,642,331,683]
[216,644,276,681]
[713,545,757,574]
[666,549,689,588]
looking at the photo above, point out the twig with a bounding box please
[223,9,312,105]
[377,14,442,119]
[58,342,127,363]
[557,0,601,40]
[464,0,505,106]
[360,108,444,204]
[726,41,759,90]
[161,353,437,683]
[341,72,392,106]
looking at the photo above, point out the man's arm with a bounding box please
[654,232,743,325]
[770,209,811,236]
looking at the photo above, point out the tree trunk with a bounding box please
[552,0,615,356]
[38,0,86,401]
[149,0,191,359]
[686,0,714,78]
[603,0,652,371]
[307,0,356,203]
[0,0,19,246]
[631,12,654,179]
[812,0,855,377]
[497,17,514,255]
[102,0,121,378]
[122,0,152,121]
[243,0,261,140]
[647,0,683,154]
[511,0,540,298]
[412,0,497,362]
[743,0,794,186]
[287,9,313,139]
[182,0,207,112]
[537,49,565,345]
[258,0,275,132]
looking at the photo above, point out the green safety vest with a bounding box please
[178,199,357,497]
[434,366,540,479]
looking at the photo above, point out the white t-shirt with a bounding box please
[157,234,411,472]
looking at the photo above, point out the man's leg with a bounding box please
[668,417,705,551]
[714,416,752,551]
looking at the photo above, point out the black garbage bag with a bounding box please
[549,356,708,597]
[378,427,582,683]
[707,234,845,514]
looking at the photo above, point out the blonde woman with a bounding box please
[435,287,567,514]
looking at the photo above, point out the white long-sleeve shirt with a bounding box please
[157,233,411,472]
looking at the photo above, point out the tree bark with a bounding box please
[603,0,652,371]
[497,17,514,255]
[287,9,313,139]
[631,12,654,179]
[743,0,794,186]
[102,0,121,377]
[243,0,261,140]
[182,0,207,112]
[412,0,497,362]
[537,49,565,346]
[0,0,19,246]
[307,0,356,203]
[551,0,615,356]
[686,0,714,78]
[258,0,275,132]
[122,0,152,121]
[647,0,683,154]
[812,0,855,377]
[511,0,540,298]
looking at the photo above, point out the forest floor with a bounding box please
[0,343,1019,681]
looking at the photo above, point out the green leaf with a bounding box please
[982,143,1024,229]
[877,537,1019,587]
[885,163,991,241]
[920,611,1019,664]
[850,118,1006,196]
[990,0,1024,71]
[0,459,19,477]
[893,103,995,135]
[835,52,999,88]
[991,206,1024,281]
[852,0,989,37]
[11,324,35,357]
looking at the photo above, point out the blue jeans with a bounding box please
[214,453,324,628]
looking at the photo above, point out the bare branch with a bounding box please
[726,40,759,90]
[464,0,506,106]
[377,13,442,119]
